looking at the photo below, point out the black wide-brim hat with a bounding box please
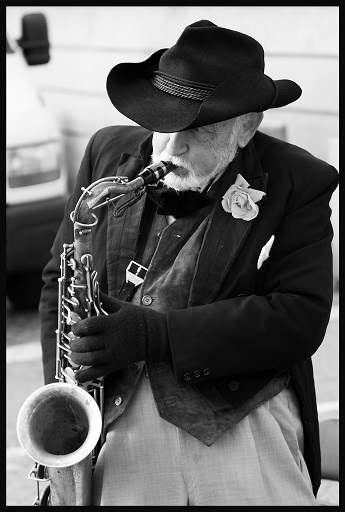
[107,20,302,133]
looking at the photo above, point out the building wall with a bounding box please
[6,6,339,278]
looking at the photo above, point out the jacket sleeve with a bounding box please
[168,158,339,387]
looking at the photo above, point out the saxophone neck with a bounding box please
[74,160,176,215]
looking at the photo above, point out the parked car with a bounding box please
[6,13,68,309]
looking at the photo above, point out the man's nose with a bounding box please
[165,132,188,156]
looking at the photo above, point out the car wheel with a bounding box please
[6,270,44,311]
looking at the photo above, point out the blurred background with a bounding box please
[6,6,339,506]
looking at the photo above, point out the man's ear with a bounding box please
[238,112,264,148]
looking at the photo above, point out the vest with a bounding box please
[103,176,288,446]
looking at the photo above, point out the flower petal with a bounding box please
[234,174,250,189]
[243,205,258,220]
[247,188,266,203]
[221,196,232,213]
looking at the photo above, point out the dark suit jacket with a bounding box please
[39,125,338,495]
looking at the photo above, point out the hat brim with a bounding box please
[107,49,301,133]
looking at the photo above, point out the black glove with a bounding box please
[69,292,170,383]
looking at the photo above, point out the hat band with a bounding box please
[151,71,216,101]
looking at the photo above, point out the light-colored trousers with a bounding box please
[92,372,318,506]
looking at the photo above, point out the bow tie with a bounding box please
[145,184,213,218]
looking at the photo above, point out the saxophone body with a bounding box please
[16,161,175,506]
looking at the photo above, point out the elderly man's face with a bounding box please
[151,117,244,192]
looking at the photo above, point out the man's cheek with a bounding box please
[152,133,170,155]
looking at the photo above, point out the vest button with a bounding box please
[203,368,211,376]
[114,396,123,406]
[193,370,201,378]
[229,380,240,391]
[183,373,191,381]
[142,295,153,306]
[128,363,139,374]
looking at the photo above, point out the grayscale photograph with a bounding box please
[6,6,338,506]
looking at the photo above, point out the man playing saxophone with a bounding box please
[39,20,338,506]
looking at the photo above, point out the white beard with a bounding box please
[151,124,241,192]
[163,163,219,192]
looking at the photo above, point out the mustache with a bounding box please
[151,152,197,175]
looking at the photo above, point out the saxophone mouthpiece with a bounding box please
[138,161,176,186]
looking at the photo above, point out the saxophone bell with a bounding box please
[17,383,102,506]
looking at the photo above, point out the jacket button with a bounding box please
[229,380,240,391]
[193,370,201,378]
[203,368,211,376]
[114,396,123,406]
[142,295,153,306]
[183,373,191,381]
[128,363,139,374]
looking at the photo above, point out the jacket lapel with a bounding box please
[106,132,155,296]
[106,141,152,297]
[189,139,268,306]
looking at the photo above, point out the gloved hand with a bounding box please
[69,292,170,383]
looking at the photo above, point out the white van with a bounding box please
[6,13,68,309]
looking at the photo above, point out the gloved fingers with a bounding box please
[69,333,104,352]
[74,364,108,384]
[70,348,106,366]
[72,315,109,337]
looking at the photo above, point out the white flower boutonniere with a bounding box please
[222,174,266,221]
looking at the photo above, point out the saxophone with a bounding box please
[16,161,175,506]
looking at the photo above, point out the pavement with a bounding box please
[6,293,339,506]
